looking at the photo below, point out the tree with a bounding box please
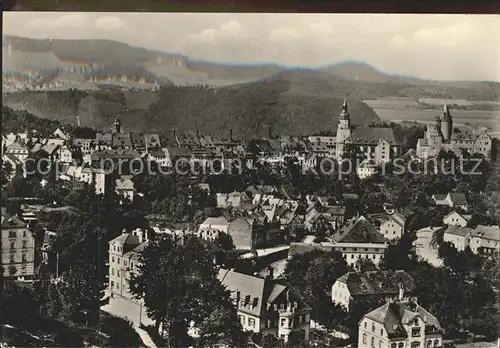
[262,333,284,348]
[213,232,235,251]
[129,235,245,347]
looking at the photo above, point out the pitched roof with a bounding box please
[337,270,415,296]
[390,212,407,227]
[333,216,385,244]
[471,225,500,241]
[166,147,192,157]
[1,215,27,229]
[200,217,230,227]
[448,193,468,205]
[443,225,472,237]
[110,232,140,248]
[443,210,470,221]
[349,127,398,145]
[217,269,310,317]
[364,300,442,339]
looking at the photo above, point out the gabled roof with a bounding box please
[217,269,310,317]
[200,216,230,227]
[333,216,385,244]
[448,193,468,206]
[166,147,192,157]
[109,232,140,248]
[443,210,471,221]
[390,212,407,227]
[364,300,442,339]
[1,215,27,229]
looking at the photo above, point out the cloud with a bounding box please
[27,13,85,28]
[268,28,302,42]
[94,16,125,31]
[187,20,247,43]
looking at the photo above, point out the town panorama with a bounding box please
[1,12,499,348]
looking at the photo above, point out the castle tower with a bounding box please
[440,101,452,142]
[113,117,121,134]
[336,98,352,160]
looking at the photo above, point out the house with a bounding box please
[379,212,407,241]
[73,138,94,155]
[53,127,70,140]
[81,167,108,195]
[469,225,500,255]
[218,268,312,343]
[216,191,251,209]
[1,215,36,280]
[358,293,443,348]
[198,217,230,234]
[5,141,29,163]
[330,216,388,266]
[2,154,24,180]
[227,217,263,250]
[443,226,472,252]
[432,193,468,210]
[357,160,379,179]
[331,270,415,311]
[108,229,149,301]
[164,147,193,168]
[147,149,168,167]
[115,177,136,202]
[442,210,471,227]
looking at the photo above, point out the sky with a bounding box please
[3,12,500,81]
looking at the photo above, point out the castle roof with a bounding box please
[349,127,398,145]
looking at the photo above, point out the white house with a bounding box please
[442,211,471,227]
[443,226,472,252]
[432,193,468,210]
[469,225,500,255]
[379,212,407,241]
[358,293,443,348]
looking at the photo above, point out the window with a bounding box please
[111,281,114,289]
[239,315,245,325]
[117,270,120,277]
[112,268,115,276]
[411,343,420,348]
[427,341,432,348]
[9,231,16,238]
[363,334,367,344]
[23,230,27,238]
[392,344,397,348]
[22,253,27,262]
[124,260,128,267]
[364,322,367,329]
[371,337,375,347]
[433,340,439,347]
[248,318,255,328]
[281,318,286,327]
[22,240,27,249]
[10,242,15,249]
[411,328,421,337]
[379,341,383,348]
[372,323,375,332]
[116,283,119,289]
[112,256,115,263]
[380,329,383,336]
[399,343,404,348]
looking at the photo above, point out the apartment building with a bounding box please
[108,228,148,301]
[217,268,312,343]
[1,215,36,279]
[380,212,408,241]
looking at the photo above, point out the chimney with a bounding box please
[236,290,241,304]
[398,282,404,301]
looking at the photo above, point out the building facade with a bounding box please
[358,292,443,348]
[416,103,492,159]
[1,215,36,279]
[218,268,312,343]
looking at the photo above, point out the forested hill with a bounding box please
[2,76,380,138]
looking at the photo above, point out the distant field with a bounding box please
[364,97,500,132]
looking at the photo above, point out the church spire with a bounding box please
[340,97,350,119]
[443,100,451,119]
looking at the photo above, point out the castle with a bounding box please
[416,103,492,159]
[335,99,401,163]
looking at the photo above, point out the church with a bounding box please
[416,103,492,159]
[335,99,401,163]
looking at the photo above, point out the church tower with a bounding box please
[440,101,452,142]
[113,117,121,134]
[336,98,352,160]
